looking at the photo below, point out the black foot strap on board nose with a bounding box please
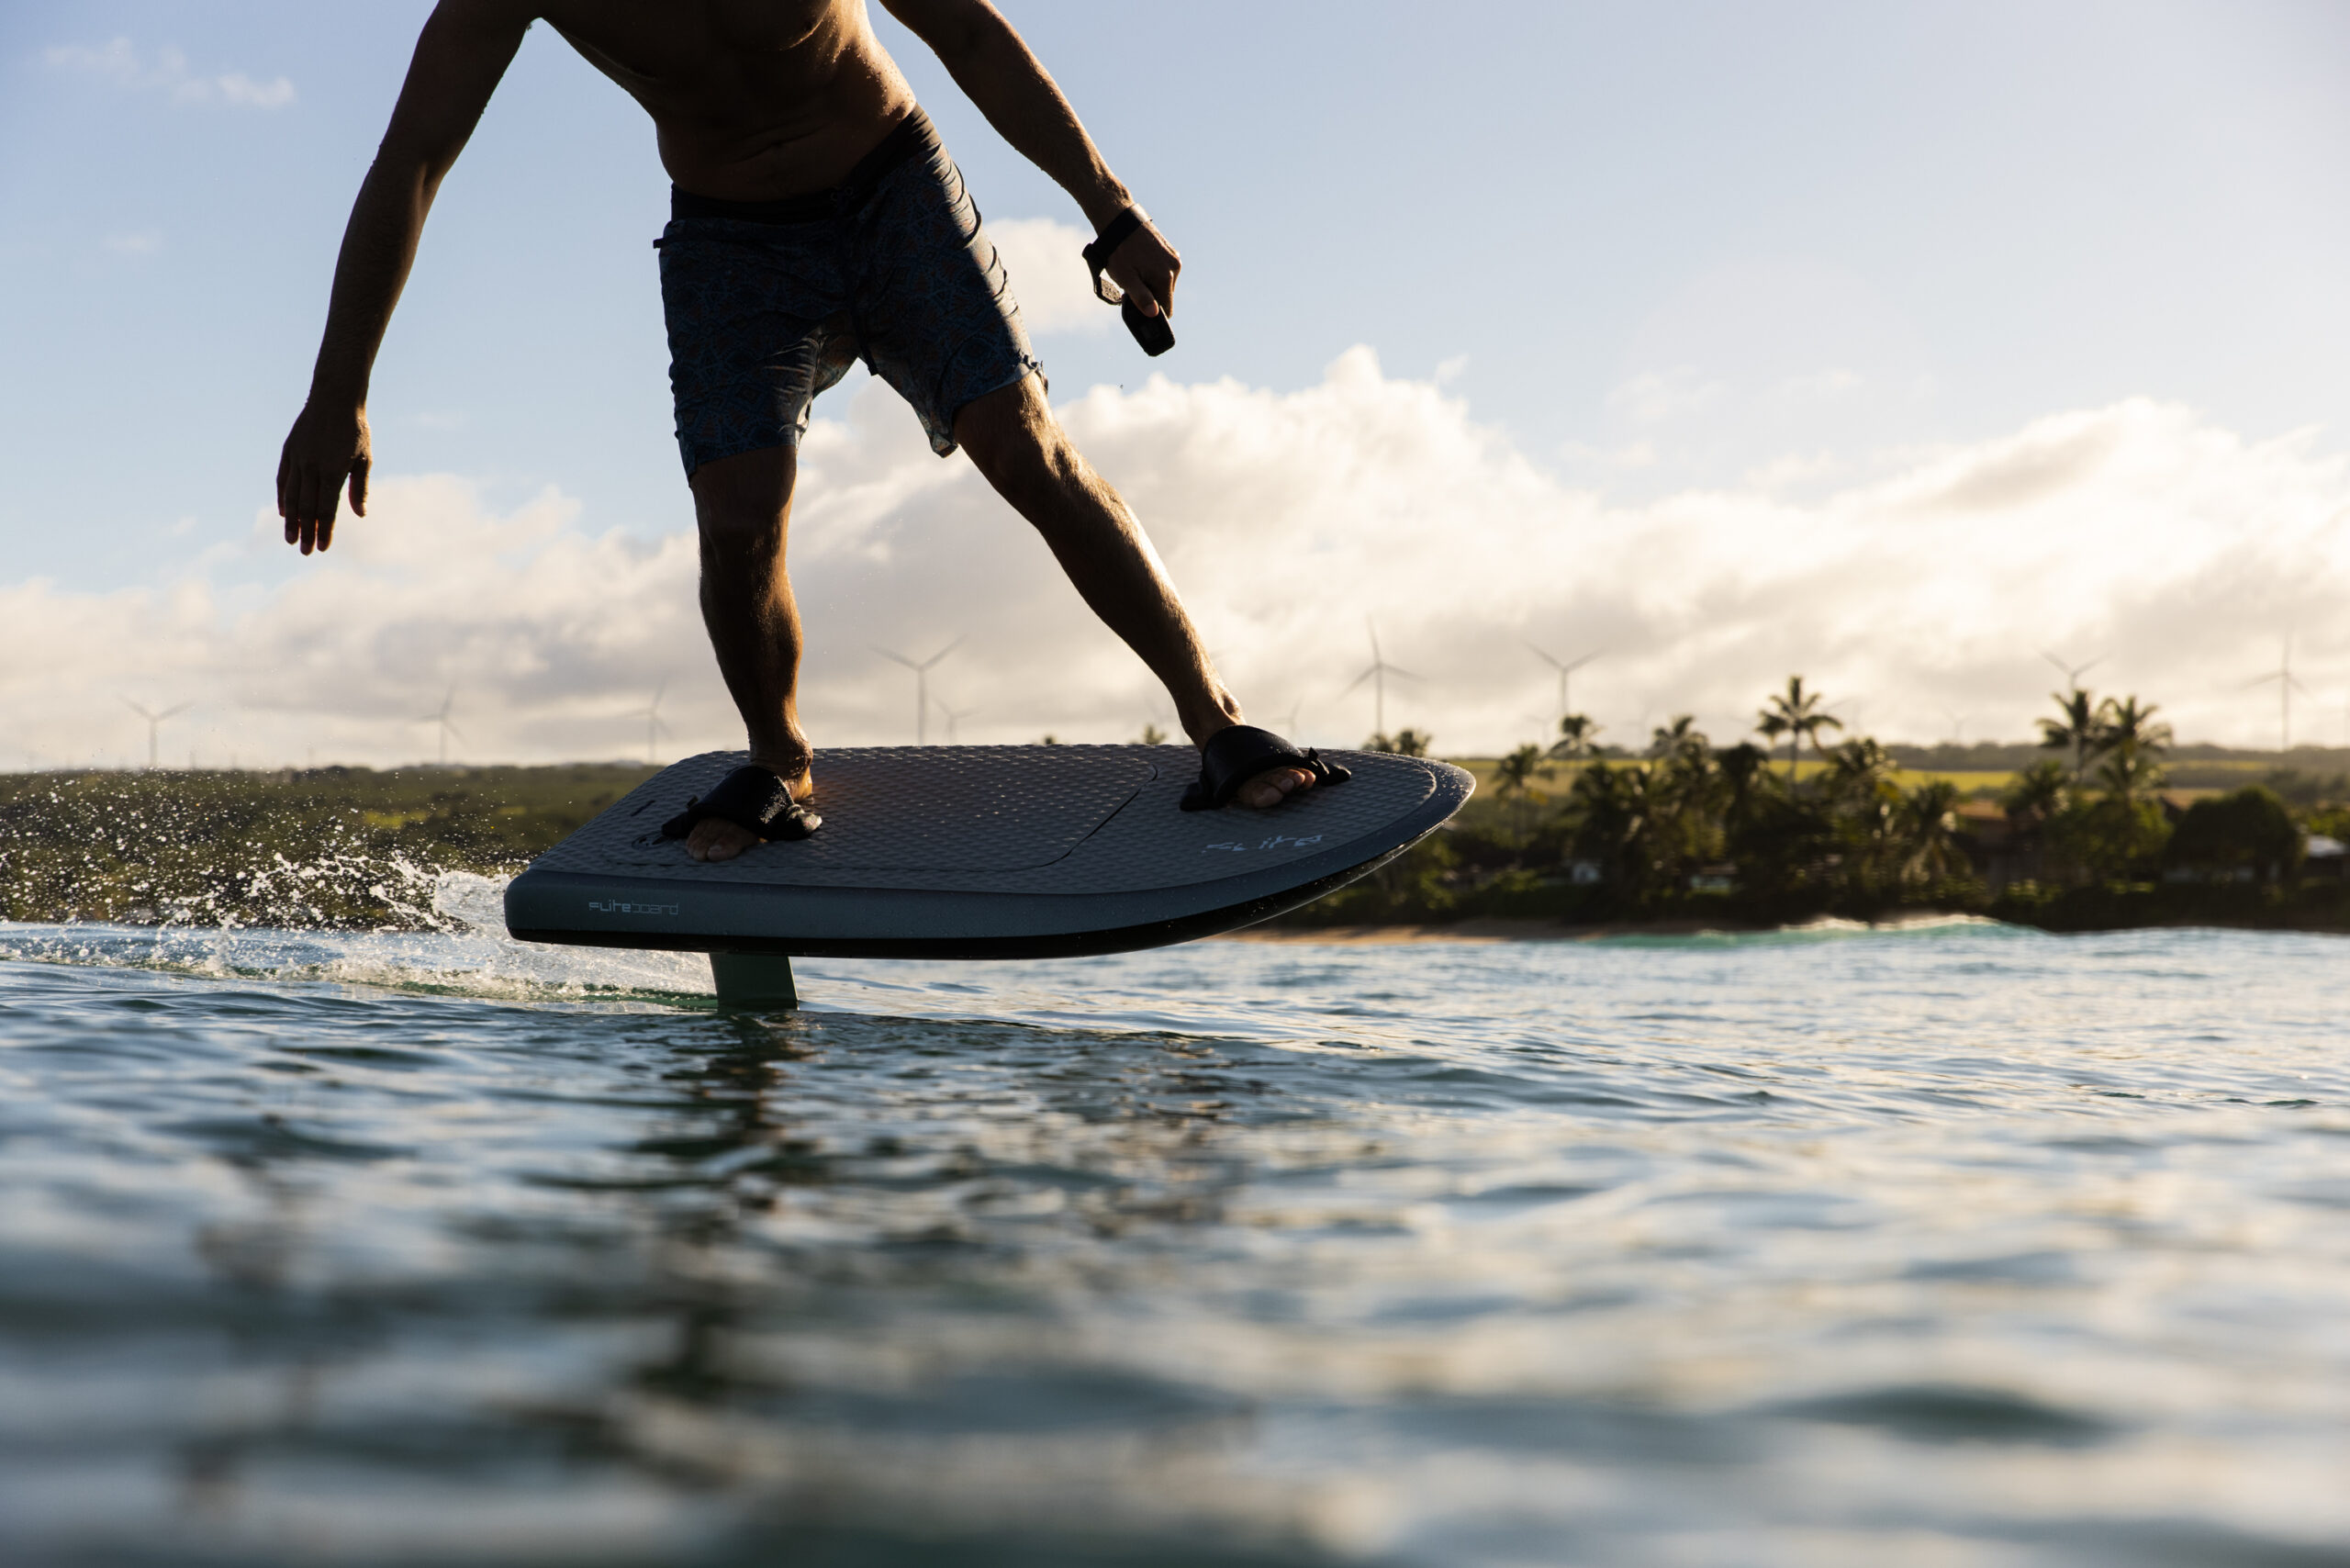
[1180,725,1351,812]
[661,765,822,843]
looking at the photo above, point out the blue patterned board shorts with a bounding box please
[655,108,1044,475]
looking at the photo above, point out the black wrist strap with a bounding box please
[1081,207,1144,281]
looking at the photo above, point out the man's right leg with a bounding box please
[685,444,813,864]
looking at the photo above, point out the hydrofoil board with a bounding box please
[504,745,1471,976]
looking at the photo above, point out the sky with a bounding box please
[3,0,2349,767]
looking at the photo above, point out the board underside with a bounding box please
[504,745,1472,958]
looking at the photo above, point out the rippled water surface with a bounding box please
[2,900,2346,1567]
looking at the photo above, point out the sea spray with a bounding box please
[0,764,655,930]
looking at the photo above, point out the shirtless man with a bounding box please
[275,0,1342,861]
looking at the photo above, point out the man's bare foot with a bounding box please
[1234,765,1317,809]
[685,761,813,863]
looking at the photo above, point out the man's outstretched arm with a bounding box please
[878,0,1180,319]
[277,1,532,554]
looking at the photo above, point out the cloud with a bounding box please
[1605,369,1727,425]
[44,39,295,109]
[984,218,1110,336]
[4,353,2348,769]
[1775,368,1863,400]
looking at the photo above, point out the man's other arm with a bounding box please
[878,0,1179,320]
[277,1,532,554]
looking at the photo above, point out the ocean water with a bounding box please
[1,884,2345,1567]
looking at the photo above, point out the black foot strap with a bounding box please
[1180,725,1350,812]
[660,766,822,844]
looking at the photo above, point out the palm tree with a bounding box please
[2094,745,2165,806]
[1823,737,1900,887]
[1567,759,1648,893]
[1896,778,1966,885]
[1647,714,1707,763]
[1716,740,1768,801]
[1549,712,1601,760]
[2000,757,2071,826]
[1822,736,1895,803]
[1494,742,1556,845]
[1494,743,1552,796]
[2099,695,2171,765]
[2038,688,2115,784]
[1757,676,1842,781]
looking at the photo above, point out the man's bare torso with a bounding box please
[533,0,917,200]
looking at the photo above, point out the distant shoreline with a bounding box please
[1221,918,1762,944]
[1230,912,2350,943]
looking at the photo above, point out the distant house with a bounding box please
[1954,800,2010,846]
[2307,834,2346,880]
[1956,799,2039,890]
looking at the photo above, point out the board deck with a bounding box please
[504,745,1472,959]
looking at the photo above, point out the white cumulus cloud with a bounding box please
[44,39,295,109]
[4,353,2347,770]
[984,217,1110,336]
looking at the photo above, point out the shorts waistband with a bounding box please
[669,108,940,225]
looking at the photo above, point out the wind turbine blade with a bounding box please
[1565,651,1601,674]
[1337,666,1375,698]
[1522,640,1563,671]
[160,703,192,721]
[1384,665,1423,682]
[2039,650,2070,678]
[923,635,965,668]
[1366,616,1382,664]
[120,698,152,721]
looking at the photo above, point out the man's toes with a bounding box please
[687,821,755,863]
[1239,766,1315,808]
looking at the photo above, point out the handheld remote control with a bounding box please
[1122,296,1175,356]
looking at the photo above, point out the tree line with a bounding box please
[1326,678,2346,927]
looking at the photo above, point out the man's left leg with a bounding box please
[953,374,1314,809]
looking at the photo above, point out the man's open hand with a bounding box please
[1103,214,1180,319]
[277,402,371,555]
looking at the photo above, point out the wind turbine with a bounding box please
[1524,641,1600,727]
[2247,636,2311,750]
[875,637,961,745]
[418,687,464,765]
[1338,618,1418,739]
[627,680,670,765]
[2041,648,2108,693]
[120,698,189,770]
[933,696,978,745]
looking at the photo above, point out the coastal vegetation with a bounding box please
[1301,680,2350,934]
